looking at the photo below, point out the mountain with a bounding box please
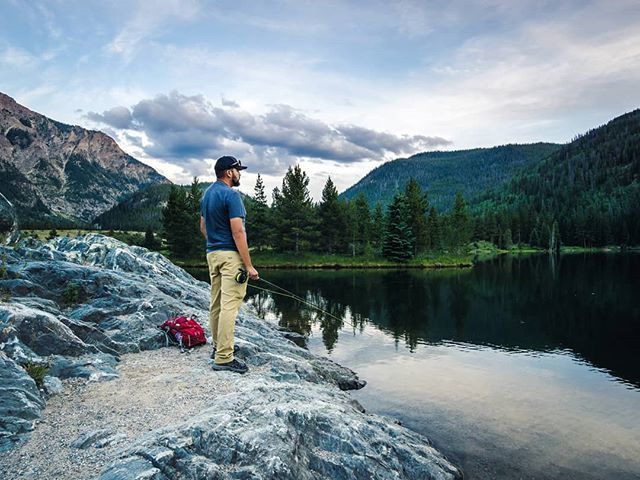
[339,143,561,211]
[472,109,640,247]
[0,92,169,228]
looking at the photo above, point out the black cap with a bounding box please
[215,155,247,176]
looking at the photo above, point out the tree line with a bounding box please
[161,166,473,260]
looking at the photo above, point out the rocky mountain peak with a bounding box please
[0,92,169,227]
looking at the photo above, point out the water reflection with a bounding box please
[232,254,640,387]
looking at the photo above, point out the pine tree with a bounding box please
[404,178,428,255]
[382,193,414,262]
[246,174,271,251]
[370,203,384,252]
[187,177,203,256]
[427,206,441,250]
[318,177,347,254]
[162,185,193,258]
[451,192,471,248]
[273,165,317,253]
[353,192,371,254]
[144,227,158,249]
[503,228,513,250]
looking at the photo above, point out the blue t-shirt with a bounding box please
[201,181,246,252]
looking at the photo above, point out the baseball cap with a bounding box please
[215,155,247,175]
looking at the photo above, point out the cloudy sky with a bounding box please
[1,0,639,199]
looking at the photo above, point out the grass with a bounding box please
[172,250,473,269]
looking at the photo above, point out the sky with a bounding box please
[1,0,639,200]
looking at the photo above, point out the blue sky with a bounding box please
[1,0,639,199]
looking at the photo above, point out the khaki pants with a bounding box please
[206,250,247,364]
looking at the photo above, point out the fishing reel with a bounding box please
[235,268,248,284]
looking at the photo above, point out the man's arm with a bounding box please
[200,216,206,238]
[230,217,259,280]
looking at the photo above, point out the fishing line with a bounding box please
[247,277,372,335]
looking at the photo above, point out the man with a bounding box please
[200,155,259,374]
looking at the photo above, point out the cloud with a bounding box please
[105,0,201,60]
[86,106,133,129]
[86,91,451,176]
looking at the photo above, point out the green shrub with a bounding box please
[24,362,49,388]
[62,281,82,305]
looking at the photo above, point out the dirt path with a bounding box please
[0,346,247,480]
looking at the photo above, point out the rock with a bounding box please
[95,433,127,449]
[0,352,45,452]
[1,303,95,357]
[0,235,461,479]
[71,429,116,449]
[48,353,119,381]
[101,380,461,480]
[71,428,126,449]
[42,375,63,396]
[100,457,164,480]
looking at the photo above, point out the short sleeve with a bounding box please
[227,191,245,219]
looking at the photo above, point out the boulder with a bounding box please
[101,380,461,480]
[0,352,45,452]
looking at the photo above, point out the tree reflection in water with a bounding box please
[240,253,640,387]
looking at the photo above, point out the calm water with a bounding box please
[189,253,640,479]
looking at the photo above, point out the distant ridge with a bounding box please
[0,92,169,227]
[339,143,561,210]
[473,108,640,246]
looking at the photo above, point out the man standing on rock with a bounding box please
[200,155,259,374]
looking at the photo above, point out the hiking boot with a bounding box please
[210,345,240,359]
[211,359,248,374]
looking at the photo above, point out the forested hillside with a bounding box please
[93,182,212,231]
[340,143,560,211]
[472,109,640,247]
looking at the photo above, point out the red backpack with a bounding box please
[159,316,207,351]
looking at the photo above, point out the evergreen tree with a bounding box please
[404,178,429,255]
[370,203,384,252]
[503,228,513,249]
[382,193,414,262]
[186,177,203,256]
[246,174,271,251]
[318,177,347,254]
[144,227,159,250]
[427,206,441,250]
[353,192,371,254]
[272,165,317,253]
[451,192,471,248]
[162,185,192,257]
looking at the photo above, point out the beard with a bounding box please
[232,176,240,187]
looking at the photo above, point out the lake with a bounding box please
[188,253,640,479]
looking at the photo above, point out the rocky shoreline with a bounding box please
[0,234,461,479]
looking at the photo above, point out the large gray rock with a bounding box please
[0,235,461,478]
[101,380,461,480]
[0,352,45,452]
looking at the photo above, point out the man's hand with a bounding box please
[246,266,259,280]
